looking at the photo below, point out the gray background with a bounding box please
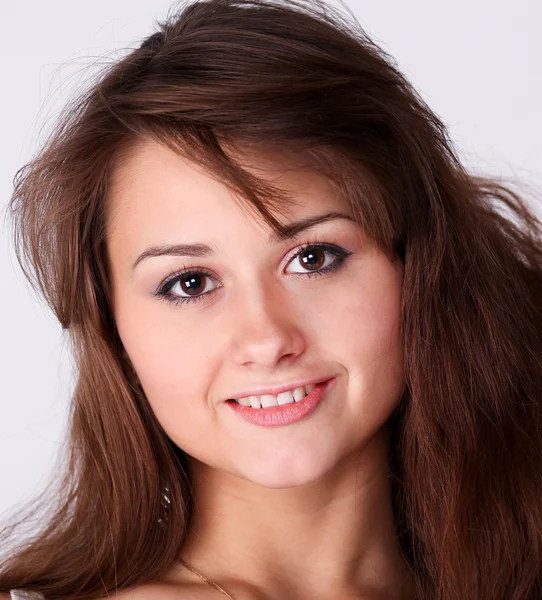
[1,0,541,520]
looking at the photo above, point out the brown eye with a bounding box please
[299,247,326,271]
[178,273,208,296]
[155,243,352,308]
[285,243,352,278]
[156,268,219,305]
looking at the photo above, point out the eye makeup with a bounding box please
[153,240,353,308]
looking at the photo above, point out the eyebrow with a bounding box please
[131,211,356,272]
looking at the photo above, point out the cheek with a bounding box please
[115,300,218,439]
[317,262,404,418]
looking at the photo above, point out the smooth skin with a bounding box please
[25,138,414,600]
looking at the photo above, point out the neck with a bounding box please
[173,425,415,599]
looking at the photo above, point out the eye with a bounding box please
[155,267,219,307]
[154,242,352,307]
[285,243,351,278]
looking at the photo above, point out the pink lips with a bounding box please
[226,378,334,427]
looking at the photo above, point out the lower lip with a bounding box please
[225,378,334,428]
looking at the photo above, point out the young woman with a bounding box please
[1,0,541,598]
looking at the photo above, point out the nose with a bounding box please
[228,279,306,369]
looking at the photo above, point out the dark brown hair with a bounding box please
[1,0,541,598]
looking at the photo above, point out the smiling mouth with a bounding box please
[226,378,332,409]
[226,379,329,408]
[225,378,334,427]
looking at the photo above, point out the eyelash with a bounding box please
[153,241,353,308]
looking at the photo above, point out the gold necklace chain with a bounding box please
[178,558,237,599]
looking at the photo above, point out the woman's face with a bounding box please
[107,138,405,488]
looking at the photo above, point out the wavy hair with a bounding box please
[1,0,541,598]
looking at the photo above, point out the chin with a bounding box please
[233,445,345,489]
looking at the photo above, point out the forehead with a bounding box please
[106,137,349,239]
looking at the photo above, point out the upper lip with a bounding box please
[226,376,332,401]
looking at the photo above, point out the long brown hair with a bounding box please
[1,0,541,598]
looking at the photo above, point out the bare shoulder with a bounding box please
[105,581,218,599]
[0,584,213,600]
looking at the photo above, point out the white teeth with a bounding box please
[235,384,313,408]
[276,390,295,405]
[260,395,278,408]
[249,396,261,408]
[292,387,306,402]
